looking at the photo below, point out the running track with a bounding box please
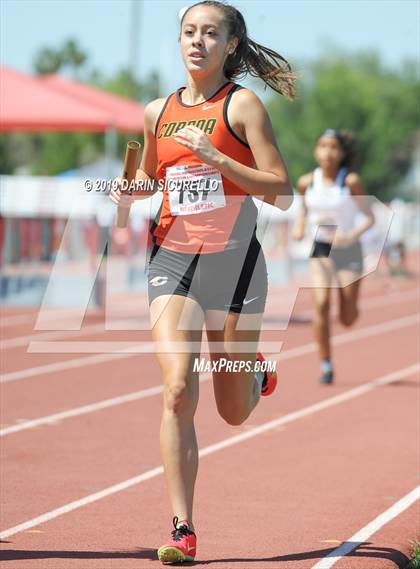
[1,256,419,568]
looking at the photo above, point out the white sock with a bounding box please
[176,519,193,531]
[321,359,333,373]
[254,369,265,392]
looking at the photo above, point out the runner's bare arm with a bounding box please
[345,172,375,240]
[173,89,293,209]
[133,98,166,199]
[292,172,312,240]
[108,99,164,207]
[219,89,293,209]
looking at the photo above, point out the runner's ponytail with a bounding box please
[180,1,297,99]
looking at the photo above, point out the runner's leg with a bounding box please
[150,294,204,528]
[309,257,334,361]
[336,269,361,327]
[206,311,263,425]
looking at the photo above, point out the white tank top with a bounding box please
[305,167,359,243]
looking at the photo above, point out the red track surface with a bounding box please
[1,256,419,568]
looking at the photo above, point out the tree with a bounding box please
[60,39,87,78]
[33,47,62,75]
[34,38,87,77]
[99,68,160,102]
[267,50,420,199]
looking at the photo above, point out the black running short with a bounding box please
[147,238,268,314]
[310,240,364,273]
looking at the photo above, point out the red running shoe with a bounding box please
[157,517,196,564]
[256,352,278,396]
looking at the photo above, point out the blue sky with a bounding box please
[1,0,419,96]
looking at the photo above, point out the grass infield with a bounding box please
[406,541,420,569]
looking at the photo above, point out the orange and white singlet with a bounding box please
[153,81,258,254]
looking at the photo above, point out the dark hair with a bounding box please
[180,1,297,99]
[317,129,357,169]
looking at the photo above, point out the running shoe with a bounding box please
[320,370,334,384]
[256,352,277,396]
[157,516,196,564]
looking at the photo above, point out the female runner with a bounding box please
[293,129,374,384]
[110,1,296,563]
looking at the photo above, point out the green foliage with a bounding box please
[96,67,160,102]
[61,39,87,71]
[3,38,419,191]
[405,541,420,568]
[34,38,87,76]
[33,47,62,75]
[267,50,420,199]
[30,132,102,176]
[0,136,16,174]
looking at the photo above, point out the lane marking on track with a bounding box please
[21,313,420,355]
[26,340,286,353]
[299,288,419,321]
[0,307,104,328]
[0,309,418,387]
[1,363,418,539]
[0,296,147,328]
[0,352,139,384]
[279,313,419,361]
[311,486,420,568]
[0,383,167,437]
[1,280,415,329]
[0,285,335,328]
[1,319,151,350]
[2,288,418,349]
[1,312,419,432]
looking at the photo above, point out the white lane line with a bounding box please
[0,295,148,328]
[311,486,420,569]
[0,288,297,329]
[26,340,285,353]
[0,374,207,437]
[1,309,418,435]
[279,313,419,360]
[1,363,418,539]
[0,307,102,328]
[2,288,418,348]
[1,319,151,350]
[0,385,163,437]
[300,288,419,321]
[0,352,139,383]
[0,294,292,342]
[0,314,36,327]
[1,312,418,385]
[23,314,420,355]
[23,308,419,356]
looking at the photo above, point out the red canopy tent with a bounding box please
[0,66,145,133]
[0,66,111,132]
[40,74,144,132]
[0,65,145,267]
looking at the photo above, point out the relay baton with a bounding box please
[115,140,141,228]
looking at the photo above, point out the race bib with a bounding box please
[166,164,226,216]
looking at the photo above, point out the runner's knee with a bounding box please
[315,300,330,319]
[163,374,197,416]
[217,403,249,426]
[222,343,240,363]
[340,308,358,327]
